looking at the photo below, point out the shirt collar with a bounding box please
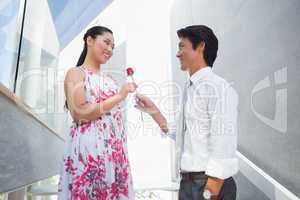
[189,66,212,86]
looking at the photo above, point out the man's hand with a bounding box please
[205,176,224,199]
[135,94,159,115]
[135,94,169,133]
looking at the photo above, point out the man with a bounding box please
[136,25,239,200]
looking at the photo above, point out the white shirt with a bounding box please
[173,67,239,180]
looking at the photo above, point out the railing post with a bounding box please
[7,188,27,200]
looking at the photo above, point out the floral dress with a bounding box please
[58,67,134,200]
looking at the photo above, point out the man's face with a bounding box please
[176,37,198,71]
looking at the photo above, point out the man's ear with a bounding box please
[197,41,205,53]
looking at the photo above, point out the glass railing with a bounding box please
[0,194,7,200]
[0,0,25,91]
[2,160,300,200]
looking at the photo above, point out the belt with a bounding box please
[180,171,206,181]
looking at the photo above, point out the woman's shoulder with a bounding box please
[65,66,86,82]
[67,66,86,74]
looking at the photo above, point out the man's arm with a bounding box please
[135,94,169,133]
[205,176,224,199]
[204,85,239,198]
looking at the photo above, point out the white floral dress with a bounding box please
[58,67,134,200]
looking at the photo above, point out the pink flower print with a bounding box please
[109,141,127,165]
[112,139,123,152]
[112,166,129,198]
[95,95,105,103]
[94,120,105,133]
[70,125,77,138]
[64,156,77,176]
[110,182,118,199]
[113,111,123,127]
[98,89,117,101]
[94,187,109,200]
[72,154,108,199]
[78,153,85,165]
[79,122,91,134]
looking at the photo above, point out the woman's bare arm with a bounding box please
[64,67,135,122]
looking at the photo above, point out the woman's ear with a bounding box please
[86,36,94,47]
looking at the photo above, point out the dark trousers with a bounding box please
[179,172,237,200]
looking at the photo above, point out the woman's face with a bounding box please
[89,32,115,64]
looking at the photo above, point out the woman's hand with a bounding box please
[119,82,137,99]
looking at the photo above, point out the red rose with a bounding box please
[126,67,134,76]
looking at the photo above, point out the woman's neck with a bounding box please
[82,55,101,73]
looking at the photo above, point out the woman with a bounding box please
[58,26,136,200]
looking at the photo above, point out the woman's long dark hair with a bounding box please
[65,26,113,110]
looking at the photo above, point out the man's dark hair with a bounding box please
[177,25,218,67]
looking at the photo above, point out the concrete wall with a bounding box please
[0,84,64,193]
